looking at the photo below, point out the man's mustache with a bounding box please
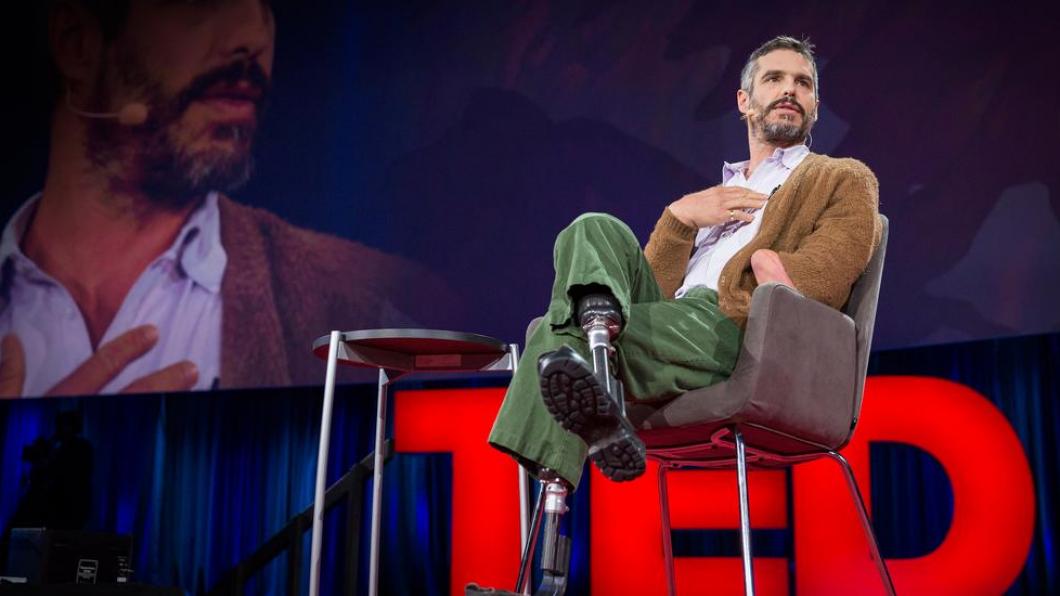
[172,60,271,114]
[768,97,804,115]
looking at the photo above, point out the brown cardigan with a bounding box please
[217,197,460,388]
[644,153,881,327]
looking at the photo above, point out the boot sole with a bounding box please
[538,348,645,482]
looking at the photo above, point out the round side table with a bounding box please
[309,329,520,596]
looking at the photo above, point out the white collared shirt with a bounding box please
[0,193,226,396]
[676,144,809,297]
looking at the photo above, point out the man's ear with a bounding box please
[49,1,105,93]
[736,88,750,119]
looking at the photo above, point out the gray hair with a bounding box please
[739,36,819,97]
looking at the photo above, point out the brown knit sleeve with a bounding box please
[644,207,697,298]
[775,160,881,310]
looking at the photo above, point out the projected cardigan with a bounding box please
[216,197,455,388]
[644,153,881,327]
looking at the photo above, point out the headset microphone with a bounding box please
[66,91,149,126]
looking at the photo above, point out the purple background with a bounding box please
[4,0,1060,368]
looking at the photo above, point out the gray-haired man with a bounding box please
[470,36,880,595]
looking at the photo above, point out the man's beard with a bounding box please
[749,96,814,146]
[84,45,270,209]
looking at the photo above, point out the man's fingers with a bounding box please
[46,325,160,396]
[740,190,768,204]
[121,360,198,394]
[724,196,768,210]
[719,187,764,198]
[681,187,767,227]
[0,334,26,398]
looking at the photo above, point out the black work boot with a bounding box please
[538,346,646,482]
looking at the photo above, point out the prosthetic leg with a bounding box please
[519,472,572,595]
[521,294,627,595]
[467,294,632,596]
[466,470,571,596]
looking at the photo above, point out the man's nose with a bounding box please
[214,0,274,62]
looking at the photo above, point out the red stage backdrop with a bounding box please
[395,376,1035,595]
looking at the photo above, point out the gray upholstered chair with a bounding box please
[629,215,893,596]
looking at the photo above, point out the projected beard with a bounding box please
[748,96,815,146]
[85,45,270,208]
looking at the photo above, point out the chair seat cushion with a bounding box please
[630,283,859,452]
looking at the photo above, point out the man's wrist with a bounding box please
[661,206,697,236]
[666,203,693,227]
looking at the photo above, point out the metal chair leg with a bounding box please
[515,480,547,593]
[658,464,676,596]
[825,451,897,596]
[733,429,756,596]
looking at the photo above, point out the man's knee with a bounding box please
[561,212,638,245]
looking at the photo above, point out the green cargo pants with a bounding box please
[488,213,742,488]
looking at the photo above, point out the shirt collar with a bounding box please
[776,143,810,169]
[0,191,227,293]
[0,195,44,281]
[162,192,227,293]
[721,144,810,183]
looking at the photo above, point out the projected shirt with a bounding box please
[676,144,809,297]
[0,193,225,396]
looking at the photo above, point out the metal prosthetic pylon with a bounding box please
[533,480,572,595]
[578,293,625,415]
[510,470,572,596]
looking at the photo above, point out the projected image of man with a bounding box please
[0,1,437,397]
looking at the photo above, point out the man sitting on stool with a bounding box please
[472,35,881,595]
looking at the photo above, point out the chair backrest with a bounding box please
[843,215,888,432]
